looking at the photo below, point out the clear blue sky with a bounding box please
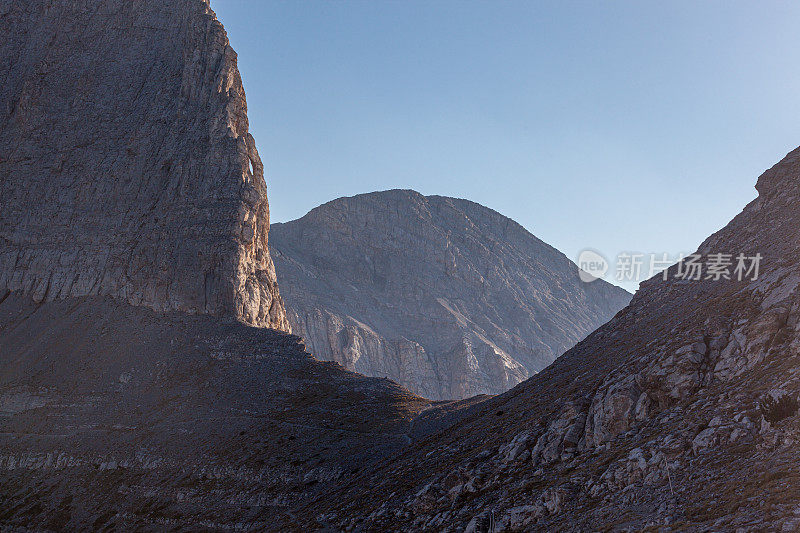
[213,0,800,292]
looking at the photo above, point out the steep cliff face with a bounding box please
[297,147,800,531]
[0,0,288,330]
[271,190,631,400]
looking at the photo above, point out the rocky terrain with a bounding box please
[292,147,800,531]
[271,191,630,399]
[0,1,441,529]
[0,292,432,530]
[3,0,800,531]
[0,0,287,330]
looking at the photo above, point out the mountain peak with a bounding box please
[271,191,630,399]
[755,145,800,200]
[297,145,800,530]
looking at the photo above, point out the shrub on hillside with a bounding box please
[760,393,799,424]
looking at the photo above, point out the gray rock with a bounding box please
[0,0,288,330]
[692,428,720,454]
[0,292,428,531]
[499,430,534,463]
[8,0,800,530]
[271,190,631,399]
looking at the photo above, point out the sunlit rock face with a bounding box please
[271,190,631,399]
[0,0,288,330]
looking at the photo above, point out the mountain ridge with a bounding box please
[2,0,798,529]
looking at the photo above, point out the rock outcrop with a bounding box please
[294,148,800,531]
[0,0,288,330]
[271,190,631,399]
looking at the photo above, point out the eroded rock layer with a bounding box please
[0,293,427,530]
[271,190,631,400]
[0,0,288,329]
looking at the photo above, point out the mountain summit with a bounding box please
[271,189,631,399]
[0,0,287,330]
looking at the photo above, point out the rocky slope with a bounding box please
[0,0,287,330]
[293,147,800,531]
[271,190,631,399]
[0,292,430,530]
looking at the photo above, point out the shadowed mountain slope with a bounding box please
[0,292,431,530]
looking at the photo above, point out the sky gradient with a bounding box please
[213,0,800,291]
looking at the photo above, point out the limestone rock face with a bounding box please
[0,0,288,330]
[10,0,800,528]
[271,190,631,399]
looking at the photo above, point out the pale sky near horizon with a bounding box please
[213,0,800,292]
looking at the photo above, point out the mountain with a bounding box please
[295,147,800,531]
[0,0,287,330]
[0,293,429,530]
[0,1,428,529]
[270,190,631,400]
[3,0,800,530]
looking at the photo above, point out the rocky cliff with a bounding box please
[271,190,631,399]
[0,0,288,329]
[296,148,800,531]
